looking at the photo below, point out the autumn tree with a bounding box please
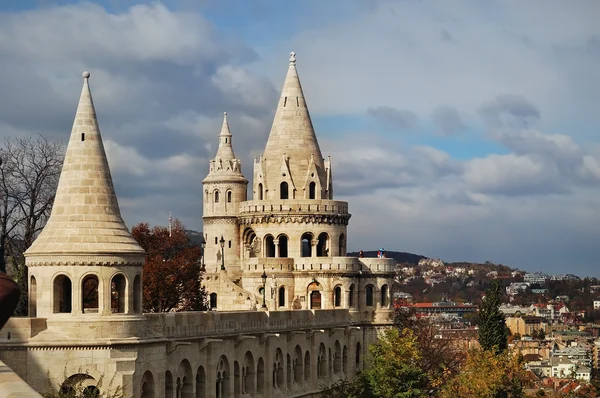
[478,279,509,353]
[439,348,527,398]
[132,220,207,312]
[0,134,64,315]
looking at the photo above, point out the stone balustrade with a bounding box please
[239,199,349,215]
[243,256,395,273]
[0,360,42,397]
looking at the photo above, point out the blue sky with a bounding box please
[0,0,599,276]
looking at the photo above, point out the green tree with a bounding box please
[478,280,509,353]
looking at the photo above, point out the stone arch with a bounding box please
[277,233,289,258]
[300,232,313,257]
[273,348,284,389]
[293,345,303,384]
[365,284,375,307]
[209,293,217,310]
[316,232,329,257]
[141,370,155,398]
[242,351,255,395]
[29,275,37,317]
[333,284,342,307]
[334,341,342,374]
[216,355,230,398]
[309,181,316,199]
[81,273,100,313]
[264,234,275,258]
[196,366,206,398]
[308,281,322,310]
[304,351,311,382]
[278,286,286,308]
[258,183,263,200]
[348,284,355,308]
[110,273,127,313]
[165,371,174,398]
[204,189,209,204]
[214,190,220,203]
[243,228,258,258]
[133,274,142,313]
[53,274,72,313]
[60,374,98,397]
[234,361,241,398]
[317,343,326,379]
[381,284,389,307]
[257,357,265,394]
[178,359,193,398]
[342,345,348,375]
[338,233,346,256]
[280,181,289,199]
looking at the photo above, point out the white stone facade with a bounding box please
[0,55,394,398]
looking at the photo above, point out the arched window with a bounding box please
[278,286,286,307]
[257,358,265,394]
[227,191,232,203]
[234,361,240,398]
[82,275,99,313]
[265,235,275,258]
[317,344,326,379]
[258,183,263,200]
[301,232,313,257]
[334,341,342,374]
[304,351,311,382]
[349,284,355,307]
[165,371,174,398]
[278,235,288,258]
[216,356,230,398]
[53,275,72,313]
[196,367,206,398]
[338,234,346,256]
[141,371,154,398]
[343,345,348,375]
[133,274,141,313]
[365,285,374,307]
[214,190,220,203]
[316,232,329,257]
[111,274,126,313]
[242,352,255,395]
[356,342,361,372]
[29,275,37,317]
[381,284,389,307]
[210,293,217,309]
[280,182,289,199]
[309,181,316,199]
[334,285,342,307]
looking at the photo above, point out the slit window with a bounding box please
[296,97,299,107]
[81,133,85,141]
[284,97,287,107]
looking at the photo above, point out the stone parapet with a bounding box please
[239,200,349,216]
[242,256,395,274]
[0,318,47,343]
[0,360,42,397]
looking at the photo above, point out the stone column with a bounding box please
[274,240,279,258]
[311,240,318,257]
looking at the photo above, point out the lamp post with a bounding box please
[219,236,225,271]
[0,157,4,274]
[261,271,267,309]
[200,235,206,270]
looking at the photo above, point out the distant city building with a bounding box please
[524,272,549,284]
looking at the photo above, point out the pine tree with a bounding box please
[478,280,509,353]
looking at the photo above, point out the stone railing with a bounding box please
[144,309,354,339]
[0,360,42,397]
[243,257,395,274]
[239,200,349,215]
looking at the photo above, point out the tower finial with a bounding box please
[82,71,90,79]
[289,51,296,64]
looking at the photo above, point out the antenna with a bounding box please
[168,211,172,237]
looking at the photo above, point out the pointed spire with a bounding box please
[25,72,144,262]
[215,112,236,160]
[262,52,326,191]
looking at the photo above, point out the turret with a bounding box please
[254,52,330,201]
[25,72,145,320]
[202,113,248,273]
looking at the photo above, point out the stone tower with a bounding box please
[24,72,146,324]
[202,113,248,274]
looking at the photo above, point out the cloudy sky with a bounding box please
[1,0,599,276]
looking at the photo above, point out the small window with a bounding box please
[284,97,287,107]
[228,240,232,249]
[214,191,220,203]
[309,182,316,199]
[258,183,263,200]
[366,285,374,307]
[81,133,85,141]
[225,138,228,143]
[280,182,289,200]
[227,191,232,203]
[215,237,218,245]
[296,97,299,107]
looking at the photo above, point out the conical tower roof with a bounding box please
[215,112,236,160]
[262,52,326,190]
[25,72,144,264]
